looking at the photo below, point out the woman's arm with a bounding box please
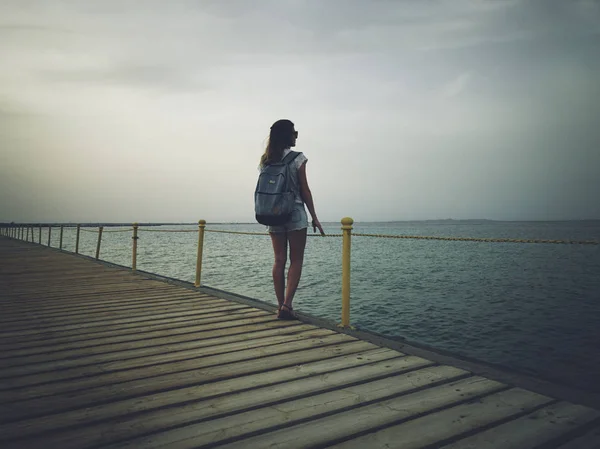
[298,162,325,235]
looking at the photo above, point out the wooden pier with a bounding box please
[1,237,599,448]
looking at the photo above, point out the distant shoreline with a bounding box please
[2,219,600,227]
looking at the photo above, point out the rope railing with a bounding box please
[2,218,598,328]
[352,233,599,245]
[139,229,197,233]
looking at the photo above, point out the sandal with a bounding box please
[278,304,296,320]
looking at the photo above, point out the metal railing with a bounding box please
[1,220,598,328]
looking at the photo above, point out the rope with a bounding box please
[29,225,600,244]
[138,229,197,233]
[206,229,267,236]
[205,229,341,237]
[352,233,599,245]
[79,228,131,233]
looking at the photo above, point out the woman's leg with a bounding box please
[283,228,307,308]
[269,232,287,308]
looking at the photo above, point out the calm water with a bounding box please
[48,220,600,393]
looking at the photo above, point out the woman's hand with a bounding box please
[312,219,325,236]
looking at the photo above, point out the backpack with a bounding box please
[254,151,301,226]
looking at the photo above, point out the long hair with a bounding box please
[260,119,295,167]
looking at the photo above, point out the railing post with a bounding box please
[194,220,206,287]
[132,223,139,271]
[340,217,354,328]
[26,226,30,241]
[38,226,42,244]
[75,224,81,254]
[59,226,64,249]
[47,226,52,246]
[95,226,103,260]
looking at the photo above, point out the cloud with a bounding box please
[0,0,599,222]
[40,63,206,92]
[441,71,474,98]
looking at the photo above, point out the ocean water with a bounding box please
[44,220,600,393]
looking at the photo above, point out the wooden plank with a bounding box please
[0,291,215,315]
[2,350,411,447]
[0,300,248,330]
[326,388,556,449]
[0,307,270,339]
[208,377,508,449]
[0,332,360,402]
[0,278,157,293]
[0,296,236,324]
[439,401,600,449]
[105,364,466,449]
[0,308,267,348]
[555,424,600,449]
[0,348,395,438]
[0,284,183,302]
[0,322,313,376]
[0,313,277,352]
[0,298,244,327]
[0,276,166,287]
[0,292,214,316]
[2,328,336,387]
[0,297,237,330]
[0,279,163,288]
[0,340,376,423]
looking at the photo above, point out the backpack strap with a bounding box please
[281,151,301,165]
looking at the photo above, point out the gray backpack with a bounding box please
[254,151,300,226]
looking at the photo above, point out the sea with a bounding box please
[49,220,600,394]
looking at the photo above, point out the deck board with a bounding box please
[1,236,598,448]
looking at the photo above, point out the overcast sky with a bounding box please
[1,0,599,223]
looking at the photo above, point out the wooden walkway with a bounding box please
[1,237,599,449]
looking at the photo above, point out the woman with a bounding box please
[259,119,325,320]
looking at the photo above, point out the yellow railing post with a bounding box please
[340,217,354,328]
[59,226,64,249]
[75,224,81,254]
[194,220,206,287]
[95,226,103,260]
[132,223,139,271]
[38,226,42,244]
[47,226,52,246]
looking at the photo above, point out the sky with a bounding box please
[1,0,599,223]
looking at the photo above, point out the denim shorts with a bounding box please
[268,203,308,233]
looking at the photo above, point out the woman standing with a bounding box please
[259,119,325,319]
